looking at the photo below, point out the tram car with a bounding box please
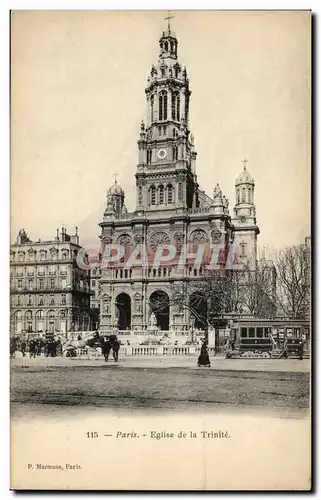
[226,319,310,359]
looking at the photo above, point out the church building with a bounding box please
[99,19,259,333]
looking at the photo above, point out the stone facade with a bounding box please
[99,22,259,332]
[10,227,92,335]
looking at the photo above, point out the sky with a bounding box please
[10,10,311,251]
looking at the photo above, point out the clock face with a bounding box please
[157,148,167,160]
[240,216,247,224]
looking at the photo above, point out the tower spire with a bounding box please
[243,158,248,171]
[164,10,174,31]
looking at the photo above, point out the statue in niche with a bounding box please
[148,312,157,328]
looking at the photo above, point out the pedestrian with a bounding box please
[197,340,211,367]
[112,337,120,362]
[298,340,304,360]
[10,338,17,359]
[29,339,36,358]
[102,336,112,362]
[20,339,26,357]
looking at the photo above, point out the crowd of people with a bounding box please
[10,335,62,359]
[10,332,121,362]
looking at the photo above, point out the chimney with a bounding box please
[56,228,59,241]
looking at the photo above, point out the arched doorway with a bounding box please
[59,310,67,334]
[189,292,207,329]
[36,310,44,333]
[47,310,55,333]
[115,293,131,330]
[149,291,170,330]
[15,311,22,334]
[25,310,33,333]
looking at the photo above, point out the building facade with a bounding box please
[89,253,101,330]
[98,21,260,332]
[10,227,92,335]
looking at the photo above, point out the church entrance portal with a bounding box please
[149,291,170,331]
[116,293,131,330]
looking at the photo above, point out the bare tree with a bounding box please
[240,253,277,318]
[274,243,310,319]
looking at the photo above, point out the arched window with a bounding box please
[171,91,180,121]
[241,188,246,203]
[240,242,247,257]
[40,250,47,261]
[164,41,168,51]
[237,190,240,204]
[172,145,178,161]
[178,182,183,202]
[147,149,152,165]
[150,185,156,205]
[150,95,154,122]
[173,128,178,138]
[159,91,168,121]
[159,185,164,204]
[167,184,174,204]
[138,186,143,206]
[174,64,180,78]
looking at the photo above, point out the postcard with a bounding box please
[10,10,311,490]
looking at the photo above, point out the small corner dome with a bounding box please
[107,181,124,196]
[235,167,254,186]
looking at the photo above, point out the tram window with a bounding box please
[287,328,293,337]
[257,327,263,338]
[241,328,247,338]
[264,327,270,337]
[294,328,301,336]
[249,328,255,338]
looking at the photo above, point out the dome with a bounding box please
[107,180,124,197]
[235,166,254,186]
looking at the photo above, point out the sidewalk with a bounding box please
[11,354,310,373]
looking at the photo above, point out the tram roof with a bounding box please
[233,318,310,327]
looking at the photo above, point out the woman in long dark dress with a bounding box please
[197,341,211,367]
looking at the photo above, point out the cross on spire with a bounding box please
[113,172,119,184]
[164,10,174,30]
[243,158,248,170]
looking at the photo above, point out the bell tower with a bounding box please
[135,13,198,212]
[232,159,260,268]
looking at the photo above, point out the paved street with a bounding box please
[11,354,310,417]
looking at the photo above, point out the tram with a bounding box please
[227,318,310,358]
